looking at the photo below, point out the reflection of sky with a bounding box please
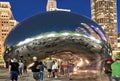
[5,11,105,46]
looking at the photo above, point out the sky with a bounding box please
[0,0,120,33]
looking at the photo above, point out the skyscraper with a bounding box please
[0,2,18,62]
[118,33,120,50]
[91,0,118,52]
[46,0,57,11]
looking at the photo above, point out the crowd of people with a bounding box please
[30,57,74,81]
[6,54,120,81]
[8,58,26,81]
[8,55,120,81]
[6,56,74,81]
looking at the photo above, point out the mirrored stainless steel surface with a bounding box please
[4,11,111,81]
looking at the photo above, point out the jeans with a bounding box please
[40,72,44,80]
[19,67,23,75]
[112,76,120,81]
[10,71,19,81]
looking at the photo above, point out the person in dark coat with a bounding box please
[31,56,40,81]
[39,61,46,81]
[103,59,113,81]
[9,58,19,81]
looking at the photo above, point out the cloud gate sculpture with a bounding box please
[4,11,111,80]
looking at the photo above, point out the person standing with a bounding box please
[5,58,11,69]
[9,58,19,81]
[67,63,74,80]
[31,56,40,81]
[103,59,112,81]
[47,57,53,78]
[18,60,24,77]
[53,60,59,78]
[39,61,45,81]
[52,61,55,78]
[60,61,64,75]
[23,60,27,74]
[111,59,120,81]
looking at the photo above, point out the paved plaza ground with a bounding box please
[0,68,109,81]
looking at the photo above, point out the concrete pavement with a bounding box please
[0,68,109,81]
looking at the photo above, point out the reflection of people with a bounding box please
[9,58,19,81]
[111,59,120,81]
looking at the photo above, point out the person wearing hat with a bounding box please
[31,56,40,81]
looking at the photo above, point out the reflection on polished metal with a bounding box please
[4,11,111,81]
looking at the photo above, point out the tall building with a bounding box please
[118,33,120,50]
[0,2,18,62]
[46,0,71,12]
[114,33,120,54]
[91,0,118,52]
[46,0,57,11]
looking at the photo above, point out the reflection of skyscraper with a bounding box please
[0,2,18,61]
[91,0,118,51]
[46,0,57,11]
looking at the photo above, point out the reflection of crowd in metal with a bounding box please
[7,35,101,60]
